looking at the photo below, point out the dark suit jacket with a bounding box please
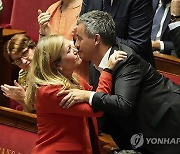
[152,0,174,54]
[169,25,180,58]
[91,42,180,153]
[81,0,155,66]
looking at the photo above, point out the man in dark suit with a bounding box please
[169,0,180,58]
[151,0,175,56]
[59,10,180,154]
[80,0,155,67]
[81,0,155,134]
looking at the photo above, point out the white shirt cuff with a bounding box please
[169,21,180,30]
[89,92,96,105]
[159,41,164,51]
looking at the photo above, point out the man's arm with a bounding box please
[59,53,142,116]
[91,54,142,116]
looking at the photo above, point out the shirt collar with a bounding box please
[96,47,112,72]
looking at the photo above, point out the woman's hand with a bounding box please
[106,50,127,70]
[57,89,92,109]
[1,80,26,104]
[38,9,51,36]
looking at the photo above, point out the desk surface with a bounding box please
[3,28,25,36]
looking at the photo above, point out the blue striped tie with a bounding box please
[151,4,165,40]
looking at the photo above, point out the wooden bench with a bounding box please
[99,133,119,154]
[153,52,180,75]
[0,106,37,154]
[0,106,118,154]
[153,52,180,85]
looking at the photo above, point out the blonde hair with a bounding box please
[25,35,80,107]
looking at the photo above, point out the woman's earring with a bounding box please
[58,66,63,71]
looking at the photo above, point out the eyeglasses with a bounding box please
[12,48,30,65]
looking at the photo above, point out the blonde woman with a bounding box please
[25,35,126,154]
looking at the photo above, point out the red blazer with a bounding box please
[32,71,112,154]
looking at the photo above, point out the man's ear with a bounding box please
[94,34,101,45]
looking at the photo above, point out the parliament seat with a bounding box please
[0,106,37,154]
[0,0,13,28]
[153,52,180,85]
[0,105,119,154]
[10,0,59,41]
[0,0,59,41]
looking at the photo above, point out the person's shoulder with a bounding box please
[47,1,61,12]
[174,24,180,31]
[38,85,63,97]
[116,39,135,56]
[115,40,147,68]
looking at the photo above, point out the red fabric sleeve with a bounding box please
[78,75,93,91]
[36,85,103,117]
[96,71,112,94]
[77,71,112,93]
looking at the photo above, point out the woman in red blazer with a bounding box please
[25,35,126,154]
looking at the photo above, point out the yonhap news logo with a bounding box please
[130,133,180,149]
[130,133,144,149]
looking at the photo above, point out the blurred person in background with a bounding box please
[1,34,36,112]
[151,0,178,57]
[168,0,180,58]
[37,0,90,81]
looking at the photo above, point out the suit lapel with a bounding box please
[109,45,119,58]
[111,0,122,18]
[161,7,171,37]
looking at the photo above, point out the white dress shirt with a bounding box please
[89,48,112,105]
[168,21,180,30]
